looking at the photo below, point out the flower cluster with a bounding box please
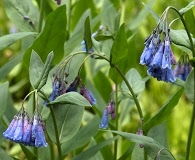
[3,108,47,147]
[46,74,96,106]
[99,99,115,129]
[174,53,192,81]
[140,22,176,82]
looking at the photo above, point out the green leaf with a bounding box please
[29,51,53,90]
[0,82,9,118]
[94,71,112,102]
[3,0,39,32]
[0,32,37,51]
[29,50,44,89]
[72,136,119,160]
[142,2,160,23]
[147,123,169,148]
[109,130,175,160]
[0,148,14,160]
[110,24,128,65]
[46,104,84,144]
[170,29,195,51]
[61,116,100,155]
[24,5,67,65]
[143,88,184,132]
[185,69,194,102]
[121,68,145,96]
[131,144,144,160]
[179,1,195,15]
[84,16,92,52]
[47,92,92,107]
[36,51,54,90]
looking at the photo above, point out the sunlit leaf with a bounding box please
[72,136,119,160]
[109,130,175,160]
[143,88,184,132]
[47,92,91,107]
[185,69,194,102]
[0,32,37,51]
[46,104,84,144]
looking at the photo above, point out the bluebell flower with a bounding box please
[31,112,39,140]
[3,116,18,140]
[174,53,191,81]
[99,109,109,129]
[13,114,23,142]
[162,40,172,69]
[22,122,34,146]
[35,124,48,147]
[80,85,96,105]
[151,42,164,67]
[161,68,176,82]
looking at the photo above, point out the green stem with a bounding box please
[38,0,46,33]
[93,53,144,119]
[50,106,63,160]
[39,90,63,160]
[113,65,144,119]
[168,7,195,160]
[114,85,119,160]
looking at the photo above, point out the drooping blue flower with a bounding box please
[13,115,23,142]
[3,116,18,140]
[22,122,34,146]
[162,40,172,69]
[80,85,96,105]
[161,68,176,83]
[151,42,164,67]
[35,124,48,147]
[31,113,39,140]
[99,109,109,129]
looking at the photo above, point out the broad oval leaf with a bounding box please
[0,32,37,51]
[170,29,195,51]
[47,92,92,107]
[29,51,53,90]
[29,50,44,89]
[110,24,128,65]
[24,5,67,65]
[121,68,145,96]
[110,130,175,160]
[46,104,84,144]
[143,87,184,132]
[185,69,194,102]
[61,116,100,155]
